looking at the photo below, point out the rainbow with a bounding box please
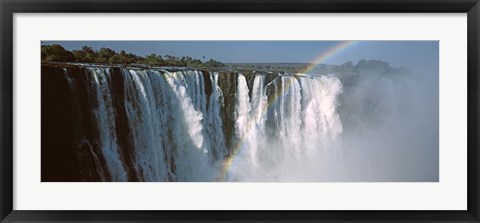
[217,41,358,181]
[300,40,358,74]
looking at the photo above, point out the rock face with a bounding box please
[42,65,79,181]
[216,71,237,153]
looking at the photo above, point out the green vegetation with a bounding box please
[41,44,404,75]
[41,44,225,68]
[41,44,75,62]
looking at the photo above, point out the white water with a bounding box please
[118,69,219,181]
[66,64,443,182]
[226,74,343,181]
[86,68,127,181]
[76,67,345,181]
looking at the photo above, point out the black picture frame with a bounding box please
[1,0,479,222]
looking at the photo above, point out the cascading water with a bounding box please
[48,65,344,182]
[86,68,127,181]
[225,74,344,181]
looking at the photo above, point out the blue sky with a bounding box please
[43,41,438,73]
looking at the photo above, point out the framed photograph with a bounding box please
[1,0,479,222]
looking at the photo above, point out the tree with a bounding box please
[41,44,75,62]
[186,59,203,68]
[144,54,162,66]
[78,45,97,63]
[164,55,176,66]
[96,47,116,63]
[72,50,84,62]
[41,44,226,68]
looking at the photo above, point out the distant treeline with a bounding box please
[227,63,311,74]
[41,44,225,68]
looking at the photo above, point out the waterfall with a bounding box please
[86,68,128,181]
[50,65,344,182]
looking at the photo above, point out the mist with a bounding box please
[333,60,438,181]
[228,60,439,182]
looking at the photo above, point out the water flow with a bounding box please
[75,67,344,181]
[225,74,343,181]
[86,67,127,181]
